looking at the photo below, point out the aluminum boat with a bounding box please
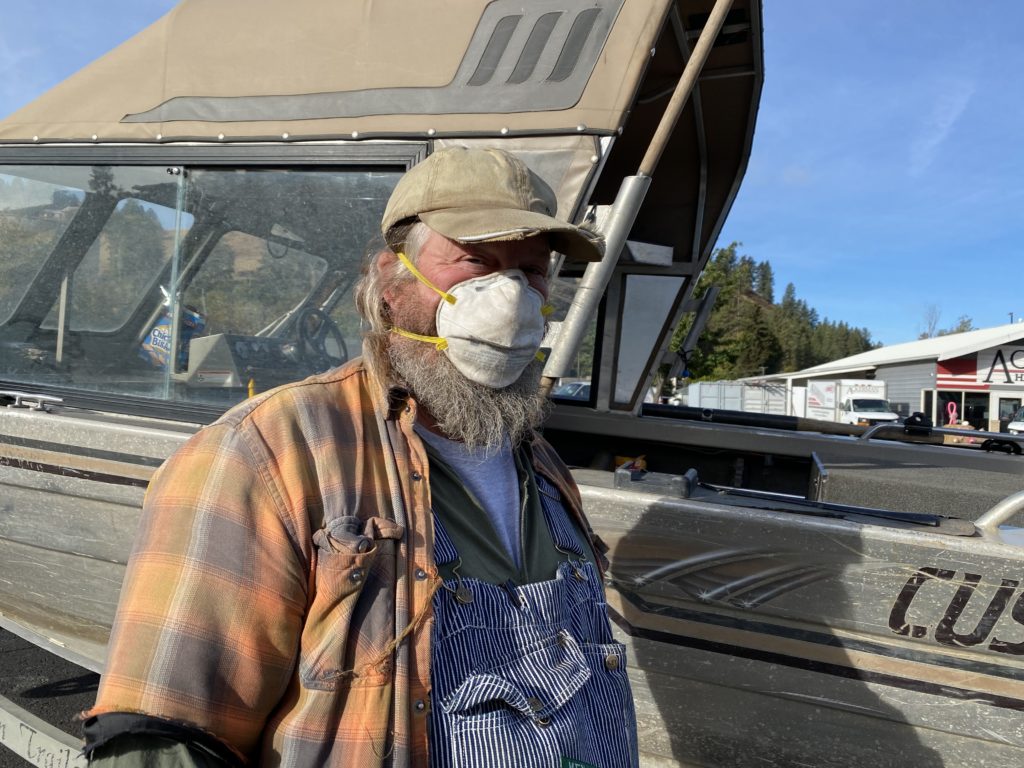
[1,1,1022,765]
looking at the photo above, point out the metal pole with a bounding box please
[542,175,649,393]
[639,0,734,178]
[542,0,735,396]
[975,488,1024,532]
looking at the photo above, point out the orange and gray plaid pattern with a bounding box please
[87,357,592,766]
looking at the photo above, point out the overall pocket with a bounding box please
[299,515,404,690]
[441,634,637,768]
[441,632,592,766]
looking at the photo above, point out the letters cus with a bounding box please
[887,567,1024,654]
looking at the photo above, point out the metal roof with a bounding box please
[778,322,1024,380]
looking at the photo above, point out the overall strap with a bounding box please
[535,474,585,557]
[430,510,461,566]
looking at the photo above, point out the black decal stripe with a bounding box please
[0,455,150,488]
[0,434,165,468]
[616,590,1024,684]
[609,607,1024,712]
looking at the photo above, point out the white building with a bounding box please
[771,322,1024,432]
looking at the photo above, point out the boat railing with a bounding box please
[976,490,1024,533]
[860,422,1024,455]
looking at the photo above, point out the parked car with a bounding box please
[1008,406,1024,434]
[552,381,591,400]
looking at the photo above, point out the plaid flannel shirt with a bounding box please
[87,357,597,766]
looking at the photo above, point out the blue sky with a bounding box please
[1,1,1022,346]
[717,2,1024,344]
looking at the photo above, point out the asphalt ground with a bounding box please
[0,627,97,768]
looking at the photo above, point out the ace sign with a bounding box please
[980,347,1024,386]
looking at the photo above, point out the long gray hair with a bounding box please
[354,221,431,388]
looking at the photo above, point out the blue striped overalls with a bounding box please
[427,475,639,768]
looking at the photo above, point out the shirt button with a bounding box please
[350,569,364,584]
[527,696,544,712]
[414,699,427,712]
[411,471,422,481]
[604,653,620,671]
[415,568,428,581]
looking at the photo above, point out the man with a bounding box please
[84,147,638,767]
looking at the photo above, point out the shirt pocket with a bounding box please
[299,515,404,690]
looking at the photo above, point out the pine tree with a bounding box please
[670,243,876,380]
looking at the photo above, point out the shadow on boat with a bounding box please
[607,505,949,767]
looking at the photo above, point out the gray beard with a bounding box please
[388,336,549,452]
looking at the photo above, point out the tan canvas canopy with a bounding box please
[0,0,761,283]
[0,0,675,144]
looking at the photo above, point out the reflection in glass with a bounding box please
[0,164,401,408]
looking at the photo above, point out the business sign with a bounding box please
[936,347,1024,390]
[979,347,1024,387]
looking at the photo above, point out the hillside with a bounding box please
[671,242,877,380]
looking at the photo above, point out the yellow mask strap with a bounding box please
[396,252,456,305]
[391,326,449,351]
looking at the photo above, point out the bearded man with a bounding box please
[84,147,639,768]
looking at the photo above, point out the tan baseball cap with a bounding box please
[382,147,603,262]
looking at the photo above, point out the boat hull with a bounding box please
[579,471,1024,766]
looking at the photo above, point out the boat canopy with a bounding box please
[2,0,673,144]
[0,0,761,261]
[0,0,762,414]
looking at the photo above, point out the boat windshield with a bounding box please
[0,163,402,408]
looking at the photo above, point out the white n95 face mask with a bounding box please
[392,253,550,388]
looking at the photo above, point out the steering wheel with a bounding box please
[297,307,348,372]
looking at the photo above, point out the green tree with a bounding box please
[730,304,782,378]
[937,315,975,336]
[754,261,774,303]
[918,307,975,338]
[771,283,815,371]
[670,243,876,380]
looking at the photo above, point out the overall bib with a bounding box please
[427,475,638,768]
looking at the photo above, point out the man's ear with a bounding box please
[378,250,399,305]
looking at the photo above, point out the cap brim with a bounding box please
[420,207,603,263]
